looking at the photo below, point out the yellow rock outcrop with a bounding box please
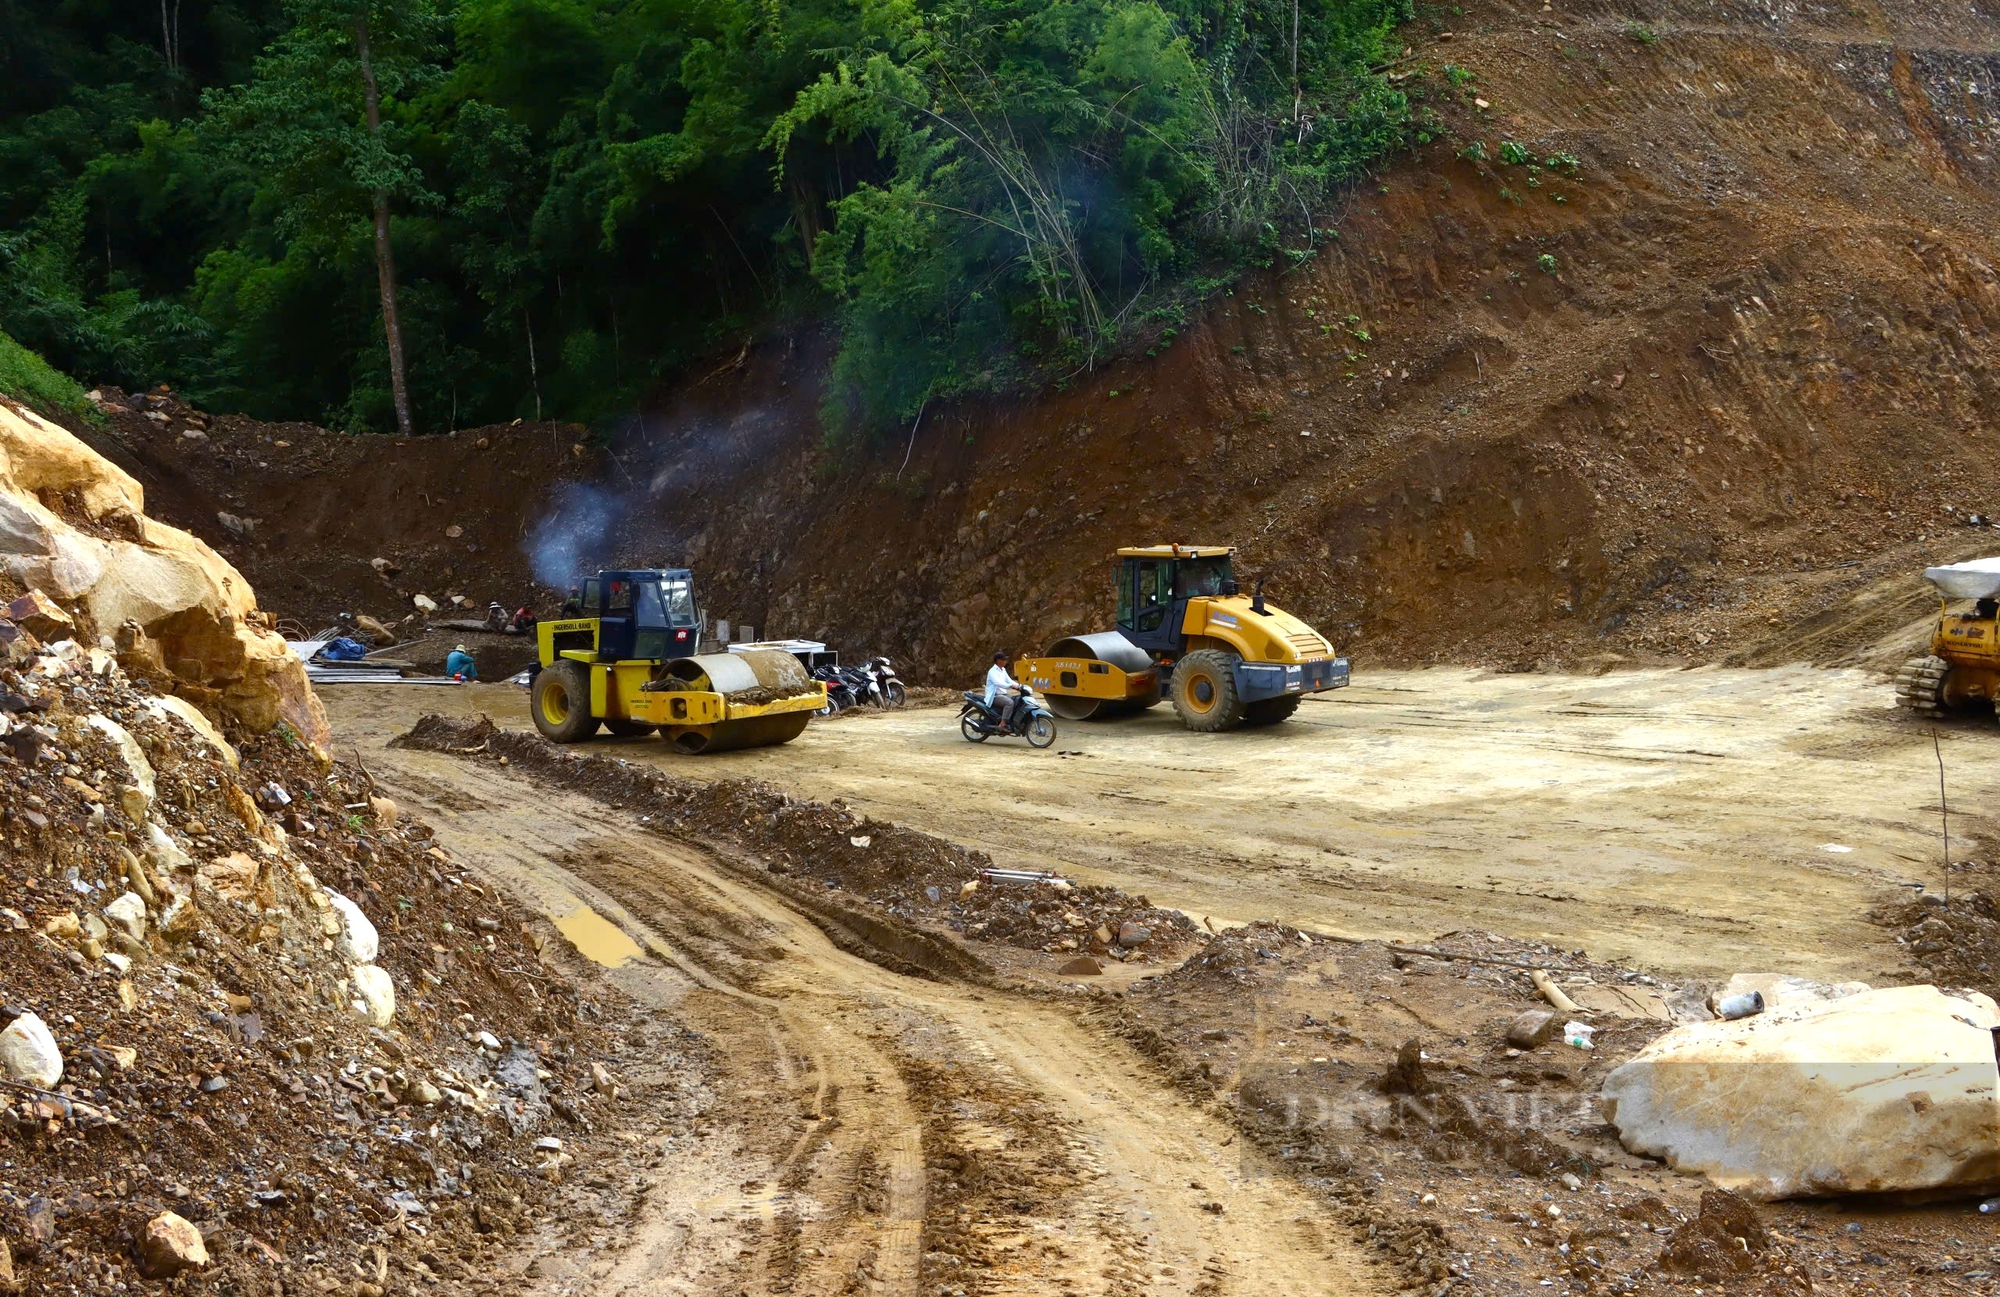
[0,398,328,747]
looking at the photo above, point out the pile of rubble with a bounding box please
[0,603,648,1293]
[0,397,658,1294]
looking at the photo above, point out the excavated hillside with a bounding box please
[82,0,2000,679]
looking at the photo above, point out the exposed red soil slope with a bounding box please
[84,0,2000,681]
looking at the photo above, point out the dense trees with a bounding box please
[0,0,1414,437]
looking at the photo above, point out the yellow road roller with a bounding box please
[529,569,824,752]
[1020,545,1349,731]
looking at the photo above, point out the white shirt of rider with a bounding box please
[984,663,1020,706]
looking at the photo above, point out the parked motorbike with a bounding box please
[863,656,907,707]
[958,686,1057,748]
[812,664,858,713]
[837,663,881,707]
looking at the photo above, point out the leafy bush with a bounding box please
[0,329,102,424]
[1497,140,1532,165]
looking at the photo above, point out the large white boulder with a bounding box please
[0,1012,64,1088]
[0,399,328,747]
[350,965,395,1027]
[1602,984,2000,1200]
[326,891,379,964]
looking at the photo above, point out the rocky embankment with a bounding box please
[0,398,666,1294]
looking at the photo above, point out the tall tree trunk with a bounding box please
[355,15,415,436]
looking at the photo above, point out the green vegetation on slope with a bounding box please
[0,329,103,425]
[0,0,1415,437]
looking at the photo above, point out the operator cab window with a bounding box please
[1175,557,1233,597]
[1134,561,1168,632]
[658,578,697,628]
[581,579,603,614]
[634,580,668,628]
[606,580,636,615]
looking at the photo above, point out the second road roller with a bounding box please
[1019,545,1349,731]
[528,568,824,752]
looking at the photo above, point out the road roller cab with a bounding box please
[531,569,825,752]
[1022,545,1350,731]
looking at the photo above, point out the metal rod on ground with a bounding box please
[1934,726,1951,906]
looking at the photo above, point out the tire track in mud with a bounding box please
[369,738,1389,1296]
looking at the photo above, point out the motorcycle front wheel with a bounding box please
[1025,713,1057,749]
[960,715,990,743]
[884,681,908,708]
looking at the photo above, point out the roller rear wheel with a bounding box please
[531,660,600,743]
[604,718,658,738]
[1170,649,1245,732]
[1242,694,1302,726]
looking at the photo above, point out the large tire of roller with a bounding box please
[1242,694,1302,726]
[1042,633,1161,721]
[531,659,600,743]
[604,718,658,737]
[1170,648,1246,731]
[1894,654,1949,717]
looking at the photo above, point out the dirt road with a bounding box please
[366,729,1388,1295]
[330,665,1983,985]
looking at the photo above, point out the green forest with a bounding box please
[0,0,1415,437]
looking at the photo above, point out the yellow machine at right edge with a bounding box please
[1020,545,1349,732]
[1896,557,2000,718]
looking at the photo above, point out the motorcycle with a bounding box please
[863,656,907,707]
[837,663,881,707]
[959,685,1057,748]
[812,664,858,713]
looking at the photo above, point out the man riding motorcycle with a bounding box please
[984,650,1025,734]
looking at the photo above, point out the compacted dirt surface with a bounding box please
[313,691,2000,1296]
[365,715,1391,1296]
[324,665,1987,985]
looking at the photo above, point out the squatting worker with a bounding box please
[984,650,1023,733]
[446,643,478,682]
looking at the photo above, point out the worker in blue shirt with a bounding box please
[446,643,478,681]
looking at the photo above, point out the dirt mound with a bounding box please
[393,713,1198,963]
[0,624,663,1295]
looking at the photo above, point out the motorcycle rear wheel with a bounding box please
[960,715,990,743]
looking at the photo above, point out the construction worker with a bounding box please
[446,644,478,681]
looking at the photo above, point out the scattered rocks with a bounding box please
[137,1212,208,1278]
[0,1011,63,1087]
